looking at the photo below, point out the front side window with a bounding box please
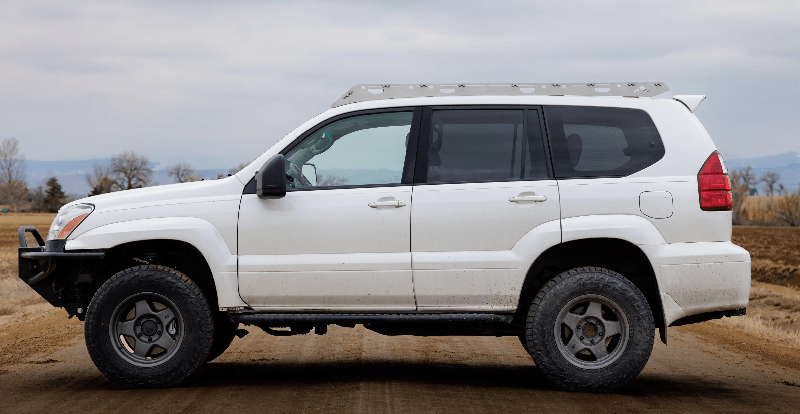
[284,112,413,189]
[545,106,665,178]
[423,109,549,184]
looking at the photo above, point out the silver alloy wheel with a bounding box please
[109,292,184,367]
[554,294,629,369]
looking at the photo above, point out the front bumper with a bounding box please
[18,226,105,318]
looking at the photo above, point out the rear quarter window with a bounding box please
[545,106,664,178]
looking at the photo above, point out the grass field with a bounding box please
[0,213,56,315]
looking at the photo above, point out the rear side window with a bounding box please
[545,106,664,178]
[421,109,549,184]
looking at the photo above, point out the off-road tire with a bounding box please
[85,265,213,388]
[205,313,237,363]
[525,267,654,392]
[518,335,530,353]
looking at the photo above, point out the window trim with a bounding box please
[243,107,423,194]
[413,105,554,186]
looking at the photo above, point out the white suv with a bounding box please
[18,82,750,391]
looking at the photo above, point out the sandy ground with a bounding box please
[1,306,799,413]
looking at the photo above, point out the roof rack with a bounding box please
[332,82,669,108]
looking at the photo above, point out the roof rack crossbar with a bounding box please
[331,82,669,107]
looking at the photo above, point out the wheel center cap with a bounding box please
[582,322,597,337]
[141,320,158,336]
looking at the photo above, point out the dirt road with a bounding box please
[1,306,799,413]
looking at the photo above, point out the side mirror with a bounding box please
[256,154,286,199]
[301,163,317,186]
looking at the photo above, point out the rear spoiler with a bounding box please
[673,95,706,113]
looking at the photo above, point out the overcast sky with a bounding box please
[2,0,799,170]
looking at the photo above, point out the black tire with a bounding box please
[526,267,654,392]
[205,313,237,363]
[85,265,213,388]
[518,335,530,353]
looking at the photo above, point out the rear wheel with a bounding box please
[85,265,213,388]
[525,267,654,392]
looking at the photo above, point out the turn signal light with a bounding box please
[57,213,89,239]
[698,152,732,211]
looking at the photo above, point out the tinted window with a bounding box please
[423,109,549,184]
[545,106,664,178]
[284,112,412,189]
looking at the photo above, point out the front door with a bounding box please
[411,107,561,311]
[238,109,421,311]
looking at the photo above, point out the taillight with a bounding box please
[698,151,732,211]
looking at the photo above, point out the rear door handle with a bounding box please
[509,195,547,202]
[368,200,406,208]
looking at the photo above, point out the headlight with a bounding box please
[47,204,94,240]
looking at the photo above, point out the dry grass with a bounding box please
[0,213,56,315]
[709,281,800,350]
[713,309,800,349]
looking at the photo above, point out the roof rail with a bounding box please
[332,82,669,108]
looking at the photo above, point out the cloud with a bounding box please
[1,0,799,167]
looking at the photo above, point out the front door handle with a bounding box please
[509,195,547,202]
[368,200,406,208]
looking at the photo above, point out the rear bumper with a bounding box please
[640,241,751,326]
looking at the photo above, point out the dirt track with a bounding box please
[1,306,799,413]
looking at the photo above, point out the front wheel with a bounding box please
[85,265,213,388]
[525,267,654,392]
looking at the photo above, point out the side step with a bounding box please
[230,312,513,326]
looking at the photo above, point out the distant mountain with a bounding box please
[24,159,229,197]
[724,152,800,170]
[23,151,800,197]
[724,152,800,192]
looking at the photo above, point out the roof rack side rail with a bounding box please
[331,82,670,108]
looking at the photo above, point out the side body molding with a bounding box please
[66,217,246,308]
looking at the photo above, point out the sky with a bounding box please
[1,0,799,170]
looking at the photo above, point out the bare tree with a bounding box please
[761,171,782,196]
[228,162,249,175]
[0,137,25,183]
[86,164,115,196]
[774,190,800,227]
[168,162,201,183]
[0,137,29,210]
[0,179,29,210]
[110,150,153,190]
[27,186,45,212]
[730,166,757,224]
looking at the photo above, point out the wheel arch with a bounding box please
[67,217,246,309]
[516,237,667,344]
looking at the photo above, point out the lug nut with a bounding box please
[580,336,584,340]
[137,333,142,337]
[148,337,152,342]
[136,322,141,326]
[599,332,604,336]
[157,331,161,335]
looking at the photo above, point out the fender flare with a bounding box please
[526,214,670,343]
[66,217,246,308]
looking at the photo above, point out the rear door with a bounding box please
[410,107,561,311]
